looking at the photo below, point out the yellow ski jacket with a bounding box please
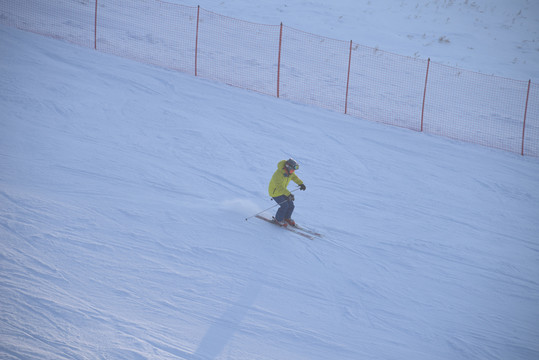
[268,160,304,197]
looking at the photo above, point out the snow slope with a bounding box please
[189,0,539,81]
[1,8,539,360]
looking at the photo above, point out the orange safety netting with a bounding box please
[1,0,536,156]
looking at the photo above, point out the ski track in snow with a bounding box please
[1,11,539,360]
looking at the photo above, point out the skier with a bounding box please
[268,158,306,227]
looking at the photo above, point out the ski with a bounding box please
[290,223,322,238]
[255,215,315,240]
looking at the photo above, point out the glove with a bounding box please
[299,184,306,191]
[288,194,295,201]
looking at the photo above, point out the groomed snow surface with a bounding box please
[1,20,539,360]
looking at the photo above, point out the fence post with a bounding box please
[420,58,430,132]
[94,0,98,50]
[521,79,531,156]
[345,40,352,114]
[277,23,283,98]
[195,5,200,76]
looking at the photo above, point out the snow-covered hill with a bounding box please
[2,0,539,357]
[1,22,539,359]
[189,0,539,81]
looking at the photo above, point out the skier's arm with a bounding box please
[291,173,303,187]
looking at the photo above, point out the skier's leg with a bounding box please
[273,196,289,222]
[284,200,295,219]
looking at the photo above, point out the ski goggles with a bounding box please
[285,162,299,171]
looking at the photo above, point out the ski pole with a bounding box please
[245,188,300,221]
[244,202,283,221]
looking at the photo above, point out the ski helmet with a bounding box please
[285,158,299,171]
